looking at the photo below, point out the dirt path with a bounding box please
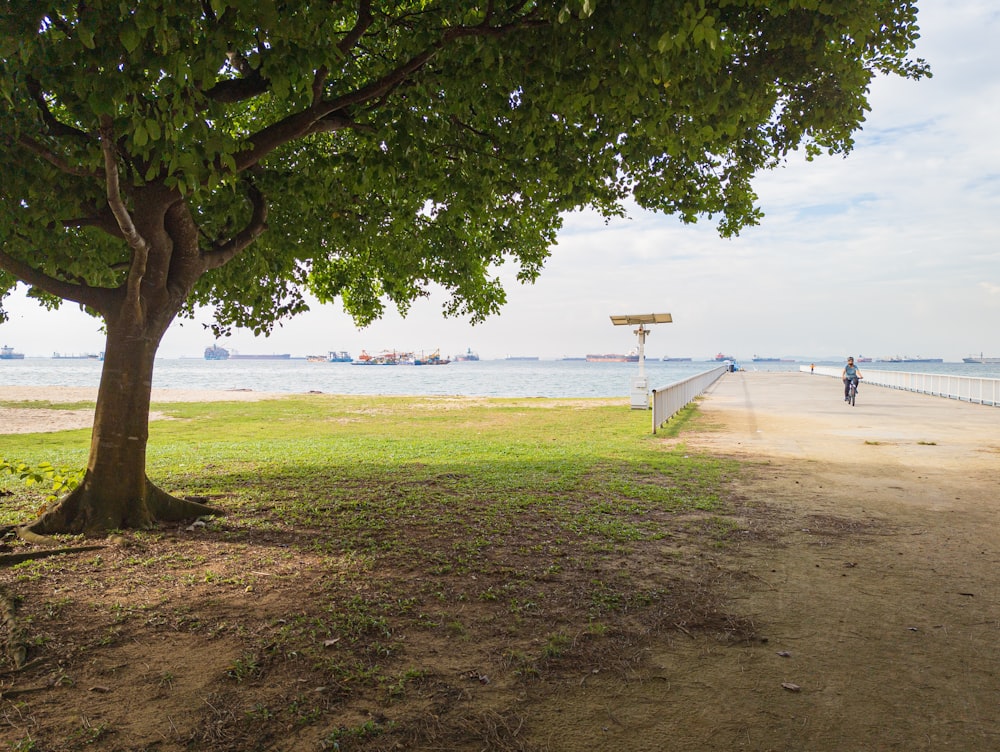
[532,371,1000,751]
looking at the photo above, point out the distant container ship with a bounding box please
[963,354,1000,364]
[53,352,101,359]
[505,356,539,361]
[454,348,480,362]
[230,352,291,360]
[713,352,735,361]
[586,353,639,363]
[204,345,229,360]
[661,356,692,362]
[877,356,943,363]
[0,345,25,360]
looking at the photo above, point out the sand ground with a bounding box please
[532,370,1000,750]
[0,386,285,434]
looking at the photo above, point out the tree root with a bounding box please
[20,476,225,536]
[0,545,105,567]
[0,583,27,670]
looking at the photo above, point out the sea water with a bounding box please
[1,358,997,399]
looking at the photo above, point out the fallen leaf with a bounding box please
[781,682,801,692]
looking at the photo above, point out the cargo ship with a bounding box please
[204,344,229,360]
[0,345,25,360]
[229,352,291,360]
[963,353,1000,364]
[586,352,639,363]
[454,348,480,362]
[661,356,692,362]
[305,351,351,362]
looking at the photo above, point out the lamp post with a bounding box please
[609,313,673,409]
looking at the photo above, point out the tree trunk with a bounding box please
[25,291,217,536]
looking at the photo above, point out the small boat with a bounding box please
[204,344,230,360]
[306,355,327,363]
[52,352,101,359]
[411,349,450,366]
[0,345,25,360]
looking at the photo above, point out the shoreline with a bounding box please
[0,386,289,435]
[0,385,288,404]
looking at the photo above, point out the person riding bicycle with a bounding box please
[842,356,863,401]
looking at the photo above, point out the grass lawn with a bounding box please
[0,394,752,751]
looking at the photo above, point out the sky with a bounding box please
[2,2,998,362]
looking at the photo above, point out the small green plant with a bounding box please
[542,632,572,659]
[227,653,261,682]
[0,458,84,504]
[10,734,37,752]
[322,719,391,749]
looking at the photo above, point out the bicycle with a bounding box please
[844,377,860,406]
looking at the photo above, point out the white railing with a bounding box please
[651,366,729,433]
[800,366,1000,407]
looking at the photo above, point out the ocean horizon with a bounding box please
[2,357,999,399]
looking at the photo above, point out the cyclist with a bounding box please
[841,356,863,402]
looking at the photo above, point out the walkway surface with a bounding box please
[694,370,1000,502]
[542,370,1000,751]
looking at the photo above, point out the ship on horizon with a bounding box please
[454,348,480,362]
[586,352,639,363]
[877,356,944,363]
[963,353,1000,364]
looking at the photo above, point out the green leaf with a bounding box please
[78,26,96,49]
[119,23,141,54]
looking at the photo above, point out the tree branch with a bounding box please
[17,135,102,178]
[235,13,542,170]
[0,246,106,310]
[100,118,150,320]
[339,0,374,55]
[25,77,91,140]
[201,179,268,270]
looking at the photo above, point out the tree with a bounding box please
[0,1,928,535]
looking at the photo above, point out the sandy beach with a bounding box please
[0,386,285,435]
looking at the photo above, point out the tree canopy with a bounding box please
[1,0,929,331]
